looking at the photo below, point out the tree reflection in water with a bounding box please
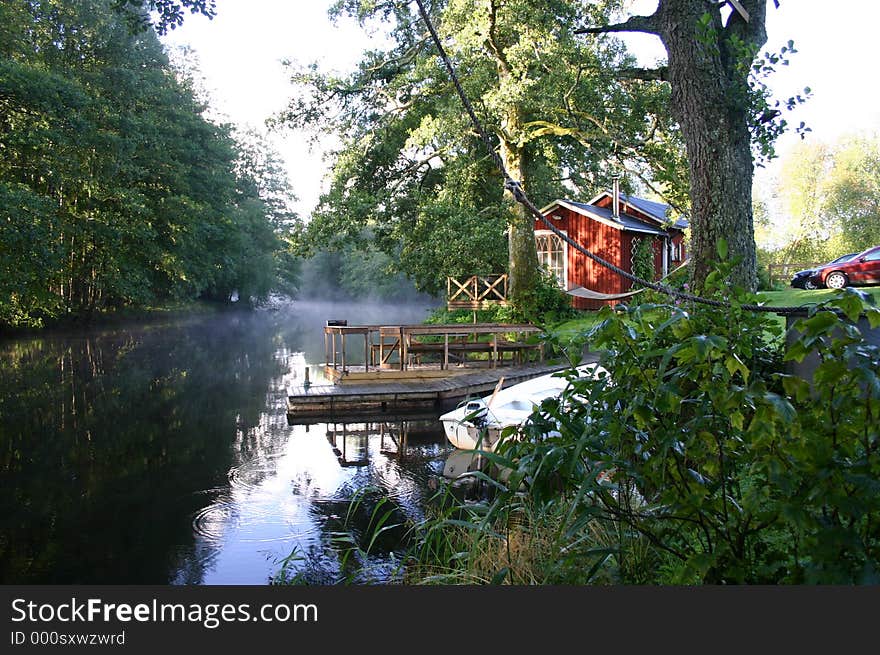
[0,299,448,584]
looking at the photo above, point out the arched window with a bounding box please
[535,231,567,288]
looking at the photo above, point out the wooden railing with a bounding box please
[767,262,823,287]
[446,274,508,310]
[323,322,543,376]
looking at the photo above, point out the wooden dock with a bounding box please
[287,358,597,422]
[323,321,544,382]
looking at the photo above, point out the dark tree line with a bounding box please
[0,0,299,328]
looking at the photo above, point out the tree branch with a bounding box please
[617,66,669,82]
[727,0,750,22]
[486,0,512,76]
[724,0,768,50]
[574,14,659,37]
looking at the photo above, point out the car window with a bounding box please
[863,249,880,262]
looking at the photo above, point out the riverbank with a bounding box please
[0,299,245,339]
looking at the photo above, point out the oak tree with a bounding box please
[578,0,788,291]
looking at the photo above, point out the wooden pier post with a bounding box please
[364,331,370,373]
[399,326,405,371]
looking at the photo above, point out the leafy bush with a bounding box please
[507,272,578,326]
[756,262,775,291]
[406,262,880,584]
[424,306,506,325]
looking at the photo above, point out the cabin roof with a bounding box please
[542,199,668,236]
[586,191,689,230]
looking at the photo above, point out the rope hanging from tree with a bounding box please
[411,0,809,315]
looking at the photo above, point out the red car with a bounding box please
[807,245,880,289]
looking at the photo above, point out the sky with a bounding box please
[160,0,880,220]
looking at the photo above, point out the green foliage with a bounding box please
[757,133,880,263]
[111,0,217,35]
[775,291,880,582]
[631,236,656,287]
[823,134,880,254]
[338,246,414,301]
[272,486,410,585]
[0,183,63,326]
[507,271,578,326]
[405,483,620,585]
[774,141,833,261]
[424,306,506,325]
[756,260,775,291]
[754,247,783,291]
[281,0,686,298]
[405,260,880,584]
[737,38,812,163]
[0,1,299,327]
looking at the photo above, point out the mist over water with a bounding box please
[268,296,439,378]
[0,296,450,584]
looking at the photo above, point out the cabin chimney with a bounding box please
[611,175,621,219]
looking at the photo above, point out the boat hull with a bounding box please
[438,363,607,451]
[440,418,505,451]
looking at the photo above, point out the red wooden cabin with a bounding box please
[535,184,688,309]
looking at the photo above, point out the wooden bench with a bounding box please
[493,340,544,365]
[408,340,494,367]
[370,339,402,367]
[407,339,543,367]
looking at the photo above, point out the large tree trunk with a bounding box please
[488,0,541,306]
[577,0,769,292]
[500,130,540,304]
[656,0,766,292]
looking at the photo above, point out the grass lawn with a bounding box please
[549,285,880,343]
[758,286,880,307]
[550,312,606,341]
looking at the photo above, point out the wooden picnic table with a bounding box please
[376,323,543,370]
[324,323,544,374]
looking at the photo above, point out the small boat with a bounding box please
[441,449,486,479]
[439,363,607,451]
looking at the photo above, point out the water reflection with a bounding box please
[0,299,449,584]
[185,418,450,584]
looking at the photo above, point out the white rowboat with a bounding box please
[438,363,607,451]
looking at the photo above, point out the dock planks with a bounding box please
[287,355,599,422]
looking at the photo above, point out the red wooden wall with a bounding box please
[536,201,688,310]
[536,207,627,310]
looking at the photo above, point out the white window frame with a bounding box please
[535,229,568,289]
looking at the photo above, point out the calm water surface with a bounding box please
[0,299,454,584]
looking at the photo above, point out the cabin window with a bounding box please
[535,231,567,289]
